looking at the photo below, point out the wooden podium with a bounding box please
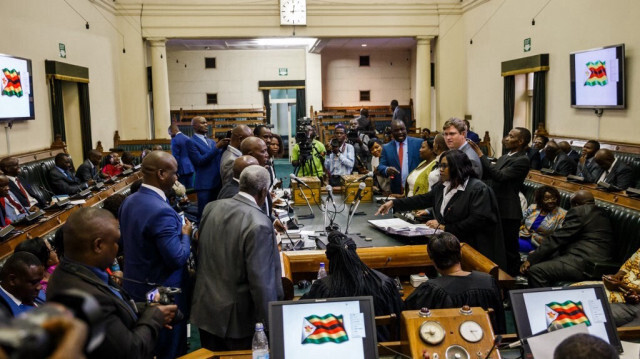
[341,174,373,203]
[291,176,321,206]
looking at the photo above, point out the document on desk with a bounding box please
[368,218,442,237]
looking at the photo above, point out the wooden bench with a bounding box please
[171,107,267,138]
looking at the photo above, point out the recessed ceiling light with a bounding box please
[361,44,367,47]
[205,46,210,50]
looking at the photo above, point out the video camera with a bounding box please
[347,129,359,142]
[295,118,314,155]
[146,286,184,323]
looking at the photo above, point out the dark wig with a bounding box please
[441,149,477,187]
[15,237,50,267]
[534,185,561,209]
[427,232,462,270]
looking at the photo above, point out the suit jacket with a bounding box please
[76,159,102,182]
[392,178,507,269]
[566,149,581,163]
[480,151,530,220]
[47,259,165,359]
[460,142,483,179]
[217,179,239,200]
[527,148,542,170]
[544,152,577,176]
[377,136,423,194]
[171,132,195,176]
[8,176,46,208]
[187,135,224,190]
[601,160,635,190]
[119,186,191,302]
[48,167,86,195]
[392,107,411,128]
[191,194,284,339]
[577,157,603,181]
[527,204,613,267]
[220,145,241,186]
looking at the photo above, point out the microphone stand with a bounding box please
[345,197,362,235]
[296,182,315,219]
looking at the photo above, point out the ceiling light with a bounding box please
[361,44,367,47]
[253,38,317,47]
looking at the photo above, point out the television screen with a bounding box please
[570,44,625,109]
[0,53,35,121]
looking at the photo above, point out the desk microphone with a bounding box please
[484,335,502,359]
[353,172,373,182]
[351,182,366,205]
[290,174,310,189]
[325,185,335,206]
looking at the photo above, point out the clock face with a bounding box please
[419,321,445,345]
[459,320,484,343]
[280,0,307,26]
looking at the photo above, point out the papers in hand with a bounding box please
[368,218,442,237]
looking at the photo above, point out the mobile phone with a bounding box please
[146,288,160,303]
[178,211,185,225]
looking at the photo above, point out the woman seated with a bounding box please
[404,233,506,333]
[405,138,437,197]
[519,185,567,252]
[301,231,404,341]
[101,152,123,177]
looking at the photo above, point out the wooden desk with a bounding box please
[0,172,142,259]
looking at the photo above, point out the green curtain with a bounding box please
[295,88,306,121]
[78,82,93,157]
[532,71,546,134]
[49,78,65,141]
[262,90,271,124]
[503,75,515,154]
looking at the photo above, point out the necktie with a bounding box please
[0,199,11,225]
[398,142,404,172]
[16,179,29,199]
[7,195,26,214]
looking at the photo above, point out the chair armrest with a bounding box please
[583,259,621,279]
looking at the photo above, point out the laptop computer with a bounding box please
[269,296,379,359]
[510,284,623,356]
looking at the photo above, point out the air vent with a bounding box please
[205,57,216,69]
[360,90,370,102]
[359,55,370,67]
[206,93,218,104]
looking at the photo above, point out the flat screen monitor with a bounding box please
[269,296,378,359]
[0,53,35,121]
[570,43,625,109]
[510,284,622,353]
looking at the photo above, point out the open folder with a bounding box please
[368,218,442,237]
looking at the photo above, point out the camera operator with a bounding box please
[47,207,178,359]
[291,124,326,178]
[349,118,372,172]
[325,125,355,186]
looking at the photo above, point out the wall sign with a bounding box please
[279,68,288,76]
[59,43,66,58]
[524,38,531,52]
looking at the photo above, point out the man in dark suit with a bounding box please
[220,124,252,186]
[390,99,411,129]
[470,127,531,276]
[442,117,483,178]
[576,140,601,179]
[187,116,229,217]
[218,155,259,200]
[169,124,195,188]
[75,149,105,183]
[527,135,548,170]
[118,151,192,359]
[592,149,635,190]
[521,190,613,287]
[378,120,423,194]
[559,141,581,163]
[0,156,47,208]
[48,153,89,195]
[0,252,43,317]
[191,165,283,351]
[47,207,177,359]
[542,141,577,176]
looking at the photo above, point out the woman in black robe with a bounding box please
[404,232,506,333]
[376,149,507,269]
[300,231,404,341]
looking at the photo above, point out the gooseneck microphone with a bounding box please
[351,182,366,205]
[290,174,311,189]
[353,172,373,183]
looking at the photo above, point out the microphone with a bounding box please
[484,335,502,359]
[290,174,310,189]
[351,182,366,204]
[353,172,373,182]
[325,185,335,205]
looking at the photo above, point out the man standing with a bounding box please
[187,116,229,216]
[391,99,411,129]
[48,153,89,195]
[0,156,47,208]
[291,125,326,178]
[542,141,577,176]
[76,149,105,183]
[119,151,192,359]
[253,125,272,145]
[169,124,195,188]
[47,207,177,358]
[442,117,483,179]
[220,125,253,185]
[520,190,613,287]
[349,118,371,171]
[217,156,259,200]
[0,252,43,317]
[576,140,601,179]
[377,120,423,194]
[325,125,355,179]
[470,128,531,276]
[191,166,283,351]
[591,149,634,190]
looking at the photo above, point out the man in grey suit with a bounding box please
[592,149,635,190]
[442,117,483,178]
[191,165,283,351]
[217,155,259,200]
[220,125,253,186]
[75,149,105,183]
[542,141,577,176]
[576,140,601,179]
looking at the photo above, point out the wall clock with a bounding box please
[280,0,307,26]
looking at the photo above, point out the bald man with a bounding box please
[75,149,105,183]
[521,190,614,287]
[542,140,577,176]
[218,155,259,200]
[220,125,253,185]
[47,207,177,358]
[118,151,192,358]
[240,136,269,167]
[592,149,634,190]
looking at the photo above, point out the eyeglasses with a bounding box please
[438,163,449,169]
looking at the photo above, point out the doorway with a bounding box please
[62,82,83,165]
[269,88,297,158]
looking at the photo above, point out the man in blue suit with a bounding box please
[0,252,43,317]
[377,120,423,194]
[119,150,192,359]
[169,124,195,188]
[187,116,230,217]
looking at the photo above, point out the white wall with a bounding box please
[166,49,306,110]
[0,0,123,155]
[305,52,323,116]
[322,49,412,107]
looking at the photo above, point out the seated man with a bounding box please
[554,333,619,359]
[404,233,505,333]
[576,140,601,179]
[0,252,44,317]
[76,149,105,183]
[0,156,48,208]
[541,140,577,176]
[528,135,548,170]
[520,190,614,288]
[301,231,403,341]
[47,207,177,358]
[0,174,37,223]
[48,153,89,195]
[217,155,259,200]
[558,141,581,163]
[102,152,124,177]
[591,149,634,190]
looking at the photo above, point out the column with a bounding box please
[148,38,171,139]
[415,37,432,131]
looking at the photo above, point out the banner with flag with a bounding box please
[584,60,608,87]
[545,300,591,329]
[1,68,23,97]
[301,313,349,345]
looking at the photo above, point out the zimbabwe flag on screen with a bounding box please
[545,300,591,329]
[584,61,608,87]
[301,314,349,345]
[2,68,23,97]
